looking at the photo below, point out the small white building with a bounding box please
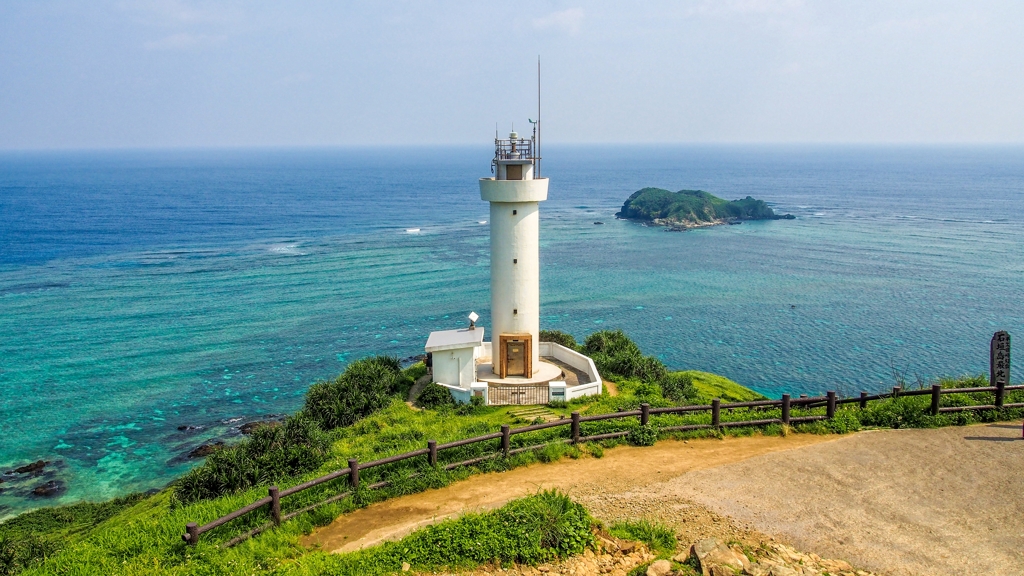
[424,327,485,402]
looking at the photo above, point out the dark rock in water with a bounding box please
[401,354,427,367]
[594,221,604,225]
[177,425,204,432]
[240,418,283,435]
[728,221,742,225]
[12,460,48,475]
[31,480,65,498]
[188,442,225,459]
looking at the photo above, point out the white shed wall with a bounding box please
[432,346,478,389]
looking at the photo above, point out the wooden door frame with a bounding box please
[498,333,532,379]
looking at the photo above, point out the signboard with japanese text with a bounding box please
[990,331,1010,388]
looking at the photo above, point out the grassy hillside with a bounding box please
[616,187,794,228]
[683,370,767,403]
[3,330,1019,575]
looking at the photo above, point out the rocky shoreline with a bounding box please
[618,213,796,232]
[0,460,67,503]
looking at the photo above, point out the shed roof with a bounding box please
[425,327,485,353]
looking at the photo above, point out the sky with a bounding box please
[1,1,1023,149]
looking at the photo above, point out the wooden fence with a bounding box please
[182,381,1023,547]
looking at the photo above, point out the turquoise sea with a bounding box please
[1,145,1022,517]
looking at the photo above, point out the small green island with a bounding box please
[616,187,795,231]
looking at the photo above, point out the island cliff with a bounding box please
[616,187,795,230]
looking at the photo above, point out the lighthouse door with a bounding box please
[506,341,526,376]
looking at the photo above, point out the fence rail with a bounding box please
[182,381,1020,547]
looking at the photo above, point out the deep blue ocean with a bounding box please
[1,145,1022,517]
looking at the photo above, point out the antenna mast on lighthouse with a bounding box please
[536,57,541,178]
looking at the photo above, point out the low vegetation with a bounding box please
[312,490,593,575]
[608,519,677,556]
[174,413,332,504]
[2,330,1020,576]
[415,381,456,409]
[304,355,413,430]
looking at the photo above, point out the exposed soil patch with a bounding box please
[301,433,830,553]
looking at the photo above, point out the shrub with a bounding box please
[824,409,862,434]
[540,330,579,350]
[583,330,667,382]
[304,355,407,430]
[627,424,658,446]
[173,413,331,503]
[454,395,485,415]
[660,372,697,402]
[417,382,456,409]
[859,396,933,429]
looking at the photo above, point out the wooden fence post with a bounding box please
[859,391,868,409]
[827,391,836,419]
[931,385,941,416]
[892,386,901,398]
[185,522,199,546]
[712,399,721,428]
[571,412,580,444]
[640,403,650,426]
[427,440,437,467]
[269,486,281,526]
[501,425,510,457]
[781,394,790,425]
[348,459,359,490]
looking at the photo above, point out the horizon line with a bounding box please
[3,141,1024,154]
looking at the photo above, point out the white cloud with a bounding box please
[533,8,585,36]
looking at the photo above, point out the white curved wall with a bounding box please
[479,178,548,203]
[489,200,541,372]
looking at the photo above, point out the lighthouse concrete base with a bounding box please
[475,359,563,385]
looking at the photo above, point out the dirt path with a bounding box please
[302,423,1024,576]
[664,423,1024,576]
[301,433,832,553]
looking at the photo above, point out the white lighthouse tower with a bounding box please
[422,64,603,404]
[480,127,547,378]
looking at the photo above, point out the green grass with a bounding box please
[608,520,677,556]
[281,490,593,576]
[3,330,1021,576]
[683,370,767,403]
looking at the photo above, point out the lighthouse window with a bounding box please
[513,258,517,264]
[506,164,523,180]
[512,210,517,215]
[513,309,518,315]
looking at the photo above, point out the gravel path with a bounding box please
[663,423,1024,576]
[303,423,1024,575]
